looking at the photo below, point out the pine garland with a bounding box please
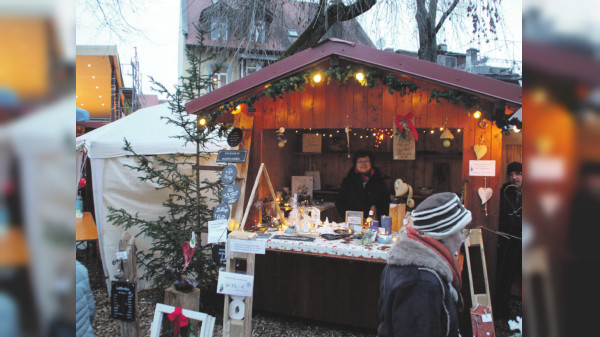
[205,64,516,128]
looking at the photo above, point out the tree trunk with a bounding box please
[415,0,438,62]
[280,0,377,59]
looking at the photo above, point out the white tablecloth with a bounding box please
[256,231,390,261]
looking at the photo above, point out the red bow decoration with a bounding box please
[394,113,419,141]
[168,306,189,337]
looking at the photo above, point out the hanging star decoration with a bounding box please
[394,113,419,141]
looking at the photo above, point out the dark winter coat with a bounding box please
[335,167,390,220]
[494,182,522,318]
[378,235,460,337]
[76,260,95,337]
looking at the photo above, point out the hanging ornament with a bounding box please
[478,178,493,216]
[275,127,287,148]
[473,134,488,160]
[345,126,351,158]
[181,232,196,272]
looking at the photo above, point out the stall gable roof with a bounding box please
[185,38,522,115]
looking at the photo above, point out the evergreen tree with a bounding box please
[107,31,230,313]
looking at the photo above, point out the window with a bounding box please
[212,73,228,89]
[288,29,298,37]
[210,20,228,41]
[252,20,269,43]
[242,60,263,77]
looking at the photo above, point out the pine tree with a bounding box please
[107,30,230,312]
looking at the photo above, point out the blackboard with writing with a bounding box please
[227,128,243,147]
[221,184,241,204]
[110,281,136,321]
[211,244,227,266]
[221,165,237,185]
[216,150,248,163]
[213,203,230,220]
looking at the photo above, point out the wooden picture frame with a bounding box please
[150,303,216,337]
[345,210,364,228]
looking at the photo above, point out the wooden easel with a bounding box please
[239,163,285,228]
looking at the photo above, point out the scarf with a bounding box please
[355,168,374,183]
[406,226,462,290]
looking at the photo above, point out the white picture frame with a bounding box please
[150,303,216,337]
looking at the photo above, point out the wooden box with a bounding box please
[389,203,406,233]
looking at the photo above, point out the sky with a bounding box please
[74,0,526,100]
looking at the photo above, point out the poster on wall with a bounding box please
[393,123,416,160]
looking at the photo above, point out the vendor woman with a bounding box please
[335,150,391,221]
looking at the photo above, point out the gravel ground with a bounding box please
[78,248,521,337]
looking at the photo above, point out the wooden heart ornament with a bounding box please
[473,144,488,160]
[394,179,409,196]
[478,187,493,205]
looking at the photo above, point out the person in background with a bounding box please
[494,161,522,319]
[335,150,390,221]
[76,260,95,337]
[378,192,471,337]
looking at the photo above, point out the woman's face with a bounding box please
[355,156,372,174]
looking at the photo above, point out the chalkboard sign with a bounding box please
[110,281,136,321]
[211,244,226,266]
[221,184,241,204]
[227,128,243,147]
[272,235,316,242]
[213,203,230,220]
[216,150,248,163]
[221,165,237,185]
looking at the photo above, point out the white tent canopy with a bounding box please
[76,103,226,292]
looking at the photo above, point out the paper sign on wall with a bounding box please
[208,219,228,244]
[217,271,254,297]
[229,239,266,255]
[469,160,496,176]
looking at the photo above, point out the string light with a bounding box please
[355,72,364,81]
[313,73,322,83]
[473,110,481,119]
[199,118,207,126]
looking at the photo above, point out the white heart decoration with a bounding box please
[473,144,488,160]
[478,187,493,205]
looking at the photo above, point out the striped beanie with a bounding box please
[411,192,472,239]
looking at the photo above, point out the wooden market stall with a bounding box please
[186,38,521,330]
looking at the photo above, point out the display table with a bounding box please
[253,231,391,331]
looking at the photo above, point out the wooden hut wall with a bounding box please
[239,78,504,279]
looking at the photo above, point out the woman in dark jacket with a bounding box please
[378,192,471,337]
[335,150,390,221]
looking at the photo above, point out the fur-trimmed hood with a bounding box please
[386,233,453,284]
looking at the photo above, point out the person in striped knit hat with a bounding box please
[377,192,471,337]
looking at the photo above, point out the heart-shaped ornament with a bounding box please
[473,144,488,160]
[394,179,409,196]
[182,241,195,271]
[478,187,493,205]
